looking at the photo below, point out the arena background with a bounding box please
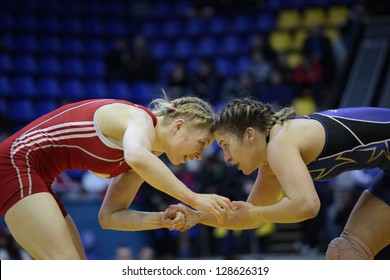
[0,0,389,260]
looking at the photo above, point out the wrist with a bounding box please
[251,206,264,227]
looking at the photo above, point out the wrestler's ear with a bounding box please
[245,127,256,143]
[173,119,185,133]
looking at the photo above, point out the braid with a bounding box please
[211,98,295,138]
[150,95,215,129]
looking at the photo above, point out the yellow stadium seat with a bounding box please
[277,9,302,30]
[292,29,308,51]
[303,8,325,27]
[269,31,293,53]
[287,52,302,68]
[327,6,349,26]
[325,27,340,40]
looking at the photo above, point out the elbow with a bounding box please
[124,149,148,170]
[98,210,111,229]
[298,199,321,220]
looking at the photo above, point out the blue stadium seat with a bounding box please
[84,1,104,16]
[153,2,173,18]
[61,79,84,101]
[150,40,171,60]
[62,38,84,55]
[12,76,36,97]
[130,82,153,106]
[254,12,276,33]
[38,36,61,54]
[232,14,253,33]
[83,39,107,56]
[62,58,84,77]
[0,98,7,114]
[214,57,235,78]
[36,78,61,98]
[14,35,38,53]
[0,13,14,29]
[0,75,11,97]
[35,100,58,118]
[186,18,206,37]
[61,1,82,14]
[197,37,219,57]
[107,81,131,99]
[38,56,61,76]
[140,21,160,38]
[83,19,105,35]
[38,16,60,33]
[0,54,13,73]
[84,59,105,78]
[15,14,38,31]
[104,1,126,17]
[209,16,229,34]
[84,80,107,99]
[61,17,83,34]
[236,55,251,76]
[158,60,174,81]
[173,38,194,59]
[14,55,37,74]
[221,35,243,56]
[162,19,183,38]
[10,99,35,123]
[105,20,127,37]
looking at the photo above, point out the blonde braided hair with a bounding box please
[211,98,295,139]
[149,94,215,129]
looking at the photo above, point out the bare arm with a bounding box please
[97,103,232,223]
[98,170,184,231]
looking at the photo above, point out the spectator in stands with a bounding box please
[105,37,132,80]
[168,61,191,99]
[302,25,335,87]
[127,35,157,83]
[250,33,276,63]
[247,50,273,91]
[190,58,220,104]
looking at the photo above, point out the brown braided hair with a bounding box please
[149,95,215,130]
[211,98,295,139]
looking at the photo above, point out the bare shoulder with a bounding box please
[269,119,325,164]
[96,103,154,139]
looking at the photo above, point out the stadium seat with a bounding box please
[254,12,276,33]
[10,99,35,123]
[14,35,38,52]
[0,54,13,73]
[0,13,14,29]
[36,78,61,98]
[220,35,243,56]
[61,17,83,34]
[292,29,308,51]
[209,16,229,34]
[186,18,206,37]
[277,9,302,30]
[0,75,11,97]
[214,57,234,78]
[14,55,37,74]
[84,80,107,99]
[236,56,251,76]
[269,31,293,53]
[232,14,253,33]
[83,19,105,35]
[173,38,194,59]
[38,16,60,33]
[107,81,131,99]
[287,52,303,68]
[140,21,160,38]
[62,58,84,77]
[84,59,105,78]
[130,82,153,106]
[38,36,61,54]
[162,19,183,38]
[84,39,107,56]
[61,38,84,55]
[35,100,58,118]
[303,8,326,27]
[197,37,219,57]
[12,76,36,97]
[15,14,38,31]
[38,56,61,76]
[327,6,349,26]
[150,40,171,60]
[61,79,84,101]
[105,20,127,37]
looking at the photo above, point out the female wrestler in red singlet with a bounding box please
[0,97,233,259]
